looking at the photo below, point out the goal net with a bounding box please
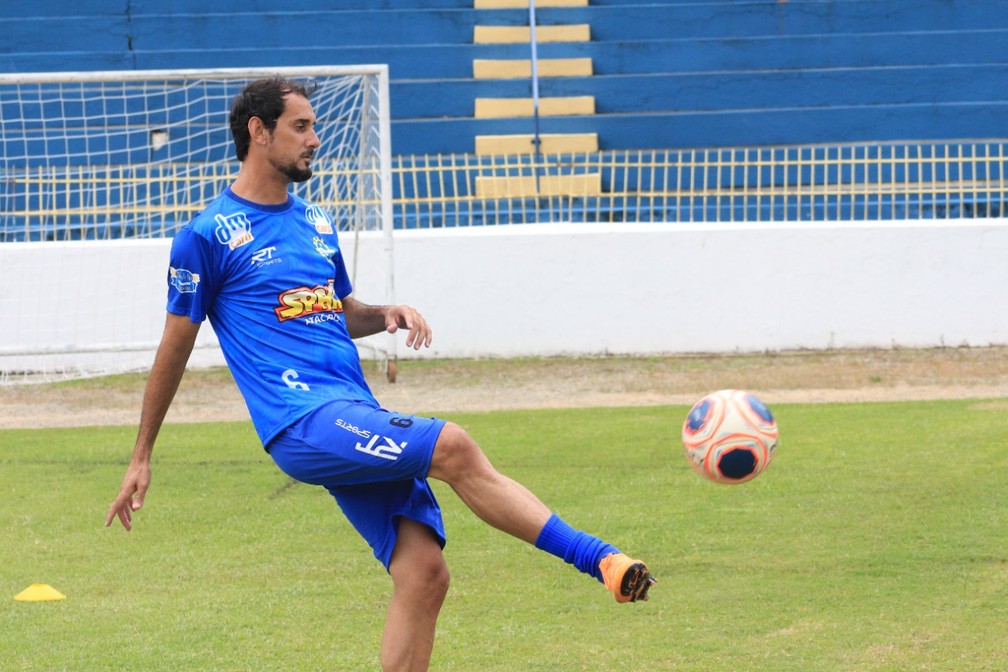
[0,66,395,383]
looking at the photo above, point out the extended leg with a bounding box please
[427,422,655,601]
[427,422,551,543]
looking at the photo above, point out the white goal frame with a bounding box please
[0,65,397,383]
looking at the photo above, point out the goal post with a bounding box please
[0,65,396,383]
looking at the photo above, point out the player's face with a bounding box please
[267,94,320,183]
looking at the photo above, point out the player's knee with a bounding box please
[391,548,450,601]
[425,556,451,601]
[428,422,489,484]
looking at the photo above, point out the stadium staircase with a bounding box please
[471,0,601,199]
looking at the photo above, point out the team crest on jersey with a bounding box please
[275,278,344,323]
[214,212,254,249]
[306,205,333,234]
[169,267,200,293]
[313,235,336,259]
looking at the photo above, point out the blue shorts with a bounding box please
[267,399,448,570]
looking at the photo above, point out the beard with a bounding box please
[272,155,313,183]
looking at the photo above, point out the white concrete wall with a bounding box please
[2,220,1006,375]
[392,220,1008,357]
[0,239,225,374]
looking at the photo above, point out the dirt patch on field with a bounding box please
[3,347,1008,430]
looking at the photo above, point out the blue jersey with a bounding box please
[166,187,380,446]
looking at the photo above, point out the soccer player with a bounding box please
[105,75,655,672]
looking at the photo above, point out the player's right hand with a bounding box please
[104,460,152,531]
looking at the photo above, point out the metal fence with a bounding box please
[393,140,1007,228]
[2,139,1005,240]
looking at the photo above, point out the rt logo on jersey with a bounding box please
[251,246,277,265]
[355,435,408,462]
[281,369,309,391]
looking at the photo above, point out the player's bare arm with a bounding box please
[105,313,201,531]
[342,296,432,350]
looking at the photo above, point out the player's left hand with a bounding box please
[385,304,432,350]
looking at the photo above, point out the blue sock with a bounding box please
[534,513,620,583]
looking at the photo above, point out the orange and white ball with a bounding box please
[681,389,779,484]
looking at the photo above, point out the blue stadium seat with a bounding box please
[4,1,1008,155]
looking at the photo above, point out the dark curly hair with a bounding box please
[229,76,316,161]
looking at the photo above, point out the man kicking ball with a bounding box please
[106,75,655,672]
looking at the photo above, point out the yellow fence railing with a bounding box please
[2,140,1005,241]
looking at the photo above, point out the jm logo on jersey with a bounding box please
[169,267,200,293]
[214,212,254,249]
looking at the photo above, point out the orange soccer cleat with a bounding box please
[599,552,656,603]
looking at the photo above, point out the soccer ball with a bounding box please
[681,389,779,484]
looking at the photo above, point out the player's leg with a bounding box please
[381,517,450,672]
[428,421,551,543]
[268,401,653,603]
[427,421,655,602]
[267,400,454,667]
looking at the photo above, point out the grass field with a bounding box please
[2,399,1007,671]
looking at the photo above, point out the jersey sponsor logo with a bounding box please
[250,245,281,268]
[305,313,337,326]
[313,235,335,260]
[354,434,407,462]
[306,205,333,234]
[334,417,407,461]
[274,278,344,322]
[169,266,200,293]
[214,212,254,249]
[335,417,371,438]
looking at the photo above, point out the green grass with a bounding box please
[2,400,1007,670]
